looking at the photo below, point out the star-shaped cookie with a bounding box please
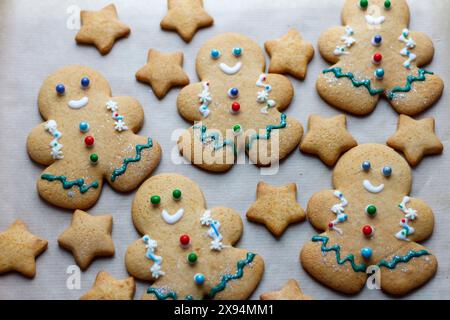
[80,271,135,300]
[260,279,313,300]
[0,220,48,278]
[136,49,190,99]
[246,182,306,237]
[300,114,357,166]
[160,0,213,42]
[75,4,130,55]
[58,210,115,270]
[387,115,443,167]
[264,29,314,80]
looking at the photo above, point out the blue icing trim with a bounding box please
[110,138,153,182]
[246,114,287,150]
[193,124,236,154]
[146,252,256,300]
[41,174,99,194]
[386,69,434,100]
[312,235,431,272]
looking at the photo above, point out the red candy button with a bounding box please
[362,225,374,236]
[180,234,190,246]
[231,102,241,113]
[373,53,382,64]
[84,136,95,146]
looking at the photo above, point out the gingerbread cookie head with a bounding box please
[125,173,264,300]
[27,65,161,210]
[317,0,443,116]
[177,33,303,172]
[301,144,437,296]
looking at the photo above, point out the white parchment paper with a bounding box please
[0,0,449,300]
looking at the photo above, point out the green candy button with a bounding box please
[360,0,368,8]
[173,189,182,200]
[366,205,377,216]
[90,153,99,163]
[188,252,198,264]
[150,195,161,205]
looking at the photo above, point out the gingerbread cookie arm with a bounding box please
[105,135,161,192]
[263,74,294,112]
[318,26,348,64]
[403,197,434,242]
[177,82,205,122]
[306,190,339,231]
[125,239,153,281]
[110,96,145,132]
[409,31,435,67]
[38,161,103,210]
[27,123,58,166]
[209,207,243,246]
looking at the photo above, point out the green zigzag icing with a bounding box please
[323,68,433,100]
[41,174,99,194]
[312,235,430,272]
[110,138,153,182]
[147,252,256,300]
[246,114,287,150]
[193,124,236,154]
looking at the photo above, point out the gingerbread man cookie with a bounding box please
[177,33,303,172]
[300,144,437,295]
[317,0,443,116]
[125,173,264,300]
[27,66,161,210]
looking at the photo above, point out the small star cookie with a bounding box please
[300,114,358,166]
[0,220,48,278]
[80,271,135,300]
[387,115,443,167]
[160,0,213,42]
[260,279,313,300]
[246,182,306,237]
[264,29,314,80]
[58,210,115,270]
[75,4,130,55]
[136,49,190,99]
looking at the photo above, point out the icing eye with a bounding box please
[172,189,182,200]
[382,166,392,177]
[361,161,371,171]
[384,0,391,9]
[210,49,221,59]
[232,47,243,57]
[81,77,90,88]
[56,84,65,95]
[359,0,368,9]
[150,195,161,205]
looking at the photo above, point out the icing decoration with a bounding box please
[363,179,384,193]
[232,47,243,57]
[231,102,241,113]
[399,29,416,49]
[362,161,371,171]
[142,235,165,279]
[219,62,242,75]
[188,252,197,264]
[395,196,417,241]
[400,48,417,70]
[79,121,90,133]
[382,166,392,177]
[110,138,154,182]
[193,124,235,153]
[361,247,373,259]
[84,136,94,146]
[198,82,212,118]
[172,189,182,200]
[150,195,161,205]
[146,252,256,300]
[372,35,382,46]
[323,68,384,96]
[362,225,374,237]
[210,49,221,59]
[386,69,434,100]
[256,74,276,114]
[313,235,430,272]
[89,153,99,164]
[56,84,65,95]
[329,190,349,234]
[333,26,356,56]
[44,120,64,160]
[68,96,89,109]
[246,113,287,150]
[398,29,417,69]
[200,210,224,251]
[228,87,239,99]
[81,77,90,88]
[106,100,128,132]
[194,273,205,285]
[365,14,385,26]
[161,208,184,225]
[41,174,99,194]
[180,234,190,247]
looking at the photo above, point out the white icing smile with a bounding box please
[219,62,242,75]
[161,208,184,224]
[363,180,384,193]
[365,14,385,25]
[68,96,89,109]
